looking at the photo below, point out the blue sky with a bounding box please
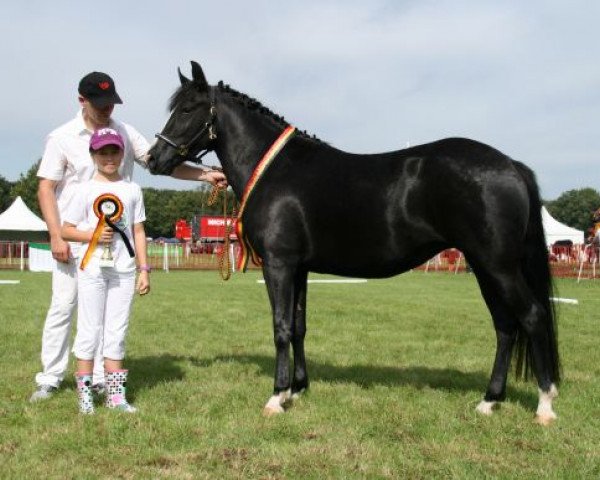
[1,1,598,199]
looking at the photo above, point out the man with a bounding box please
[31,71,226,401]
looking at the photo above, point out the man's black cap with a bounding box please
[78,72,123,108]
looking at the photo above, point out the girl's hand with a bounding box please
[99,225,114,243]
[137,271,150,295]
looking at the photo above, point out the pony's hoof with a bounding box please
[534,414,556,426]
[475,400,496,416]
[262,392,289,417]
[262,405,285,417]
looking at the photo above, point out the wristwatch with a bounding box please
[138,265,152,273]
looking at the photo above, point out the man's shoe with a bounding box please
[29,384,58,403]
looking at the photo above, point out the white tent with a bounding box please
[0,196,47,233]
[541,206,584,246]
[0,197,51,271]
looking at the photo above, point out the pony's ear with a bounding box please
[190,61,208,89]
[178,67,191,86]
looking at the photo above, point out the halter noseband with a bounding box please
[154,86,218,166]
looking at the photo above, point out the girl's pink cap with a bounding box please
[90,128,124,150]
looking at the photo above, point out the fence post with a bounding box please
[454,251,462,275]
[163,243,169,272]
[20,241,25,271]
[229,243,235,273]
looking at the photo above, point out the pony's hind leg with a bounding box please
[475,328,518,415]
[507,280,560,424]
[473,268,559,423]
[475,275,518,415]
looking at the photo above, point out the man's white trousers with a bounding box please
[35,259,105,387]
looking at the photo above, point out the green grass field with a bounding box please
[1,270,599,479]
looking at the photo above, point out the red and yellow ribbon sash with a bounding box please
[80,193,124,270]
[236,125,296,272]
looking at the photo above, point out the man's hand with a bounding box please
[169,164,228,187]
[203,170,228,187]
[50,236,71,263]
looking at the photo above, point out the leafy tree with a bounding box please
[0,175,14,212]
[10,160,41,215]
[143,188,174,238]
[546,188,600,232]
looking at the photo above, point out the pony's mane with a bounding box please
[168,80,323,145]
[216,81,325,145]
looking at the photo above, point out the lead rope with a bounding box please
[206,185,236,281]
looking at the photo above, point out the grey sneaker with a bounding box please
[30,384,58,403]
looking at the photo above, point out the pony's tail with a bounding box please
[512,161,560,384]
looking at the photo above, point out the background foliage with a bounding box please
[545,188,600,233]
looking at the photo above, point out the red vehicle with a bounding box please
[174,219,192,241]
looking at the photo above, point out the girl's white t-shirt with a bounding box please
[63,179,146,273]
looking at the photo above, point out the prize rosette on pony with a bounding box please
[80,193,135,270]
[236,125,296,272]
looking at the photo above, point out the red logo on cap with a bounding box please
[99,82,110,90]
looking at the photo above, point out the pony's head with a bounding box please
[147,61,216,175]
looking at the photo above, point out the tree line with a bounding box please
[2,161,600,239]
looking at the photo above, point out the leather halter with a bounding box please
[154,86,219,167]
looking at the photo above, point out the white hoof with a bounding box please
[534,412,557,426]
[475,400,496,416]
[535,384,558,425]
[262,404,285,417]
[262,390,292,417]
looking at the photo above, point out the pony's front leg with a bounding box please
[262,261,296,416]
[291,269,309,399]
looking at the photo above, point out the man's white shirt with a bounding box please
[37,110,149,220]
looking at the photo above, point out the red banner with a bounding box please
[200,216,238,240]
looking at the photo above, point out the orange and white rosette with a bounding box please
[80,193,133,270]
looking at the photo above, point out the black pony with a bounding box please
[148,61,560,424]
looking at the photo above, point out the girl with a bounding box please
[62,127,150,414]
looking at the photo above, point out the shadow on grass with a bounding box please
[125,354,186,401]
[192,354,538,409]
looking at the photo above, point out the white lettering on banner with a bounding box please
[207,219,234,226]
